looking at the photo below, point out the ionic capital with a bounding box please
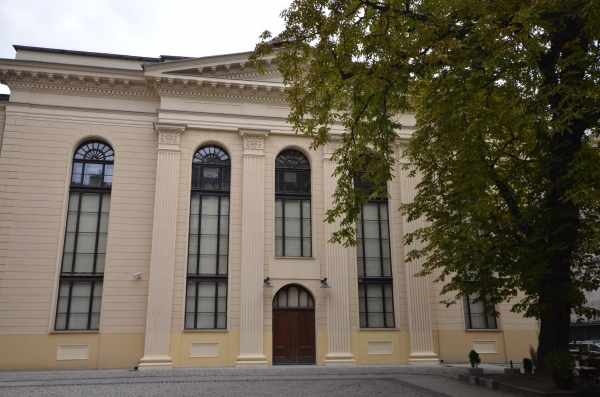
[323,137,343,161]
[154,123,187,150]
[239,128,270,155]
[396,140,410,165]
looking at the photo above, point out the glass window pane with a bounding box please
[379,203,389,220]
[285,200,301,218]
[302,238,311,257]
[299,291,308,307]
[368,313,384,328]
[80,193,100,212]
[72,163,83,184]
[288,287,299,307]
[285,238,301,257]
[73,253,94,273]
[275,237,283,257]
[95,254,106,274]
[275,217,283,238]
[275,199,282,218]
[97,233,108,254]
[83,164,104,187]
[362,204,379,220]
[103,165,113,187]
[197,313,214,328]
[216,313,226,329]
[285,218,301,238]
[363,220,379,239]
[278,290,287,307]
[101,194,111,213]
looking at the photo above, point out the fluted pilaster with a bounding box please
[323,139,356,365]
[236,128,269,366]
[138,123,186,370]
[397,142,439,365]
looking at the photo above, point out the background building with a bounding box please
[0,46,538,370]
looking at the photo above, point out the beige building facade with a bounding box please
[0,46,537,370]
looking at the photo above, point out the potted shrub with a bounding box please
[545,349,574,390]
[523,358,533,373]
[468,350,483,376]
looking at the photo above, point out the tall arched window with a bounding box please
[274,149,311,257]
[356,156,395,328]
[185,145,230,329]
[55,141,114,330]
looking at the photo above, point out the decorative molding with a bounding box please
[57,345,90,360]
[367,341,394,355]
[396,140,410,164]
[239,128,269,155]
[323,137,343,161]
[473,340,498,354]
[155,123,186,150]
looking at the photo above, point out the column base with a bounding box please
[138,356,173,370]
[325,353,356,366]
[236,354,268,367]
[408,352,440,365]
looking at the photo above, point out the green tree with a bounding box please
[253,0,600,369]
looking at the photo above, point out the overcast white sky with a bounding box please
[0,0,292,94]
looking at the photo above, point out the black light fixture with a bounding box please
[263,277,273,288]
[320,277,331,288]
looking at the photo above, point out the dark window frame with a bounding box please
[185,145,230,330]
[55,140,113,331]
[463,290,498,330]
[356,159,395,329]
[274,149,312,258]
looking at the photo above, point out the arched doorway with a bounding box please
[272,284,316,365]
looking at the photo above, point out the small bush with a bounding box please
[468,350,481,368]
[545,349,574,379]
[523,357,533,370]
[529,345,537,368]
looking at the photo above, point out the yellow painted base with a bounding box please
[0,329,538,370]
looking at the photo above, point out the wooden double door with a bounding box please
[273,308,316,365]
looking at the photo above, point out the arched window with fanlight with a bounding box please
[55,140,114,330]
[356,155,395,329]
[185,145,230,329]
[274,149,311,257]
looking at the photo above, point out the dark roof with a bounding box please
[13,45,163,63]
[159,55,193,62]
[0,94,9,102]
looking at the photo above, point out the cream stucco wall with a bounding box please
[0,47,538,370]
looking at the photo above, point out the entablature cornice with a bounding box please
[150,76,288,103]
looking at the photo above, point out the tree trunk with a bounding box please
[537,306,572,371]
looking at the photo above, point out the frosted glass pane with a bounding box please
[357,257,365,277]
[285,200,301,218]
[76,233,96,253]
[97,233,107,254]
[220,198,229,216]
[285,218,301,237]
[382,259,391,277]
[198,297,215,311]
[368,313,384,328]
[219,215,229,235]
[201,196,219,215]
[200,215,218,234]
[365,258,381,277]
[188,238,198,254]
[302,238,311,257]
[379,203,389,220]
[69,314,89,329]
[80,194,100,212]
[218,256,228,275]
[199,256,217,274]
[189,215,199,235]
[72,163,82,183]
[359,313,366,328]
[61,254,73,272]
[471,314,487,329]
[55,314,67,330]
[356,220,363,239]
[384,284,393,298]
[217,297,226,312]
[198,283,216,297]
[302,219,311,238]
[288,287,299,307]
[380,222,389,239]
[99,214,110,233]
[185,313,195,329]
[278,290,287,307]
[219,236,229,256]
[68,193,80,211]
[217,313,226,328]
[188,256,197,274]
[381,240,391,258]
[362,204,379,220]
[95,254,105,273]
[200,235,217,254]
[385,313,395,327]
[285,238,301,257]
[299,291,308,307]
[190,196,200,215]
[275,237,283,257]
[78,213,98,233]
[101,194,111,213]
[359,297,366,312]
[275,199,282,217]
[64,233,75,253]
[302,200,311,218]
[197,314,214,328]
[363,220,379,239]
[218,283,227,297]
[367,284,383,298]
[275,218,282,237]
[73,254,94,273]
[367,297,384,312]
[66,212,78,232]
[364,239,381,258]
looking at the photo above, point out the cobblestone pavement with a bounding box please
[0,364,513,397]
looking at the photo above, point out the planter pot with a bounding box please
[551,374,574,390]
[468,368,484,376]
[524,368,532,374]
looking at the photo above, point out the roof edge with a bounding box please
[13,45,161,63]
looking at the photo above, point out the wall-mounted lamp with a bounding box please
[263,277,273,288]
[133,272,142,278]
[320,278,331,289]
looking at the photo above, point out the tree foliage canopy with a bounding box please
[253,0,600,359]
